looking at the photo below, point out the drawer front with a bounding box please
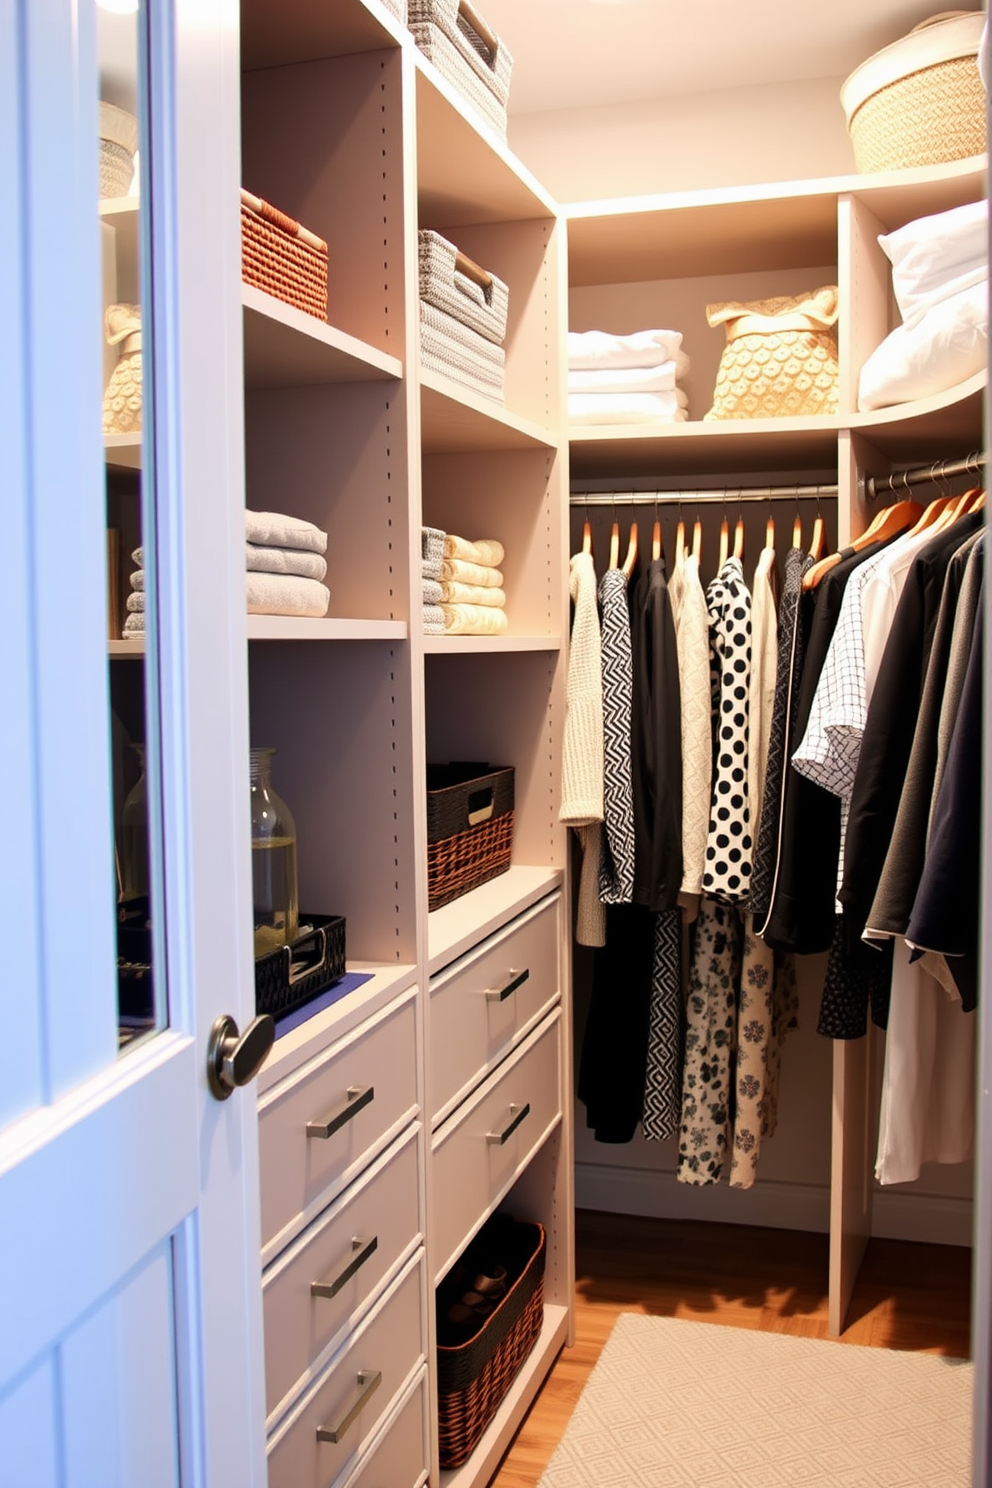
[264,1125,423,1424]
[267,1251,426,1488]
[259,992,418,1260]
[429,893,561,1126]
[343,1370,430,1488]
[432,1012,562,1281]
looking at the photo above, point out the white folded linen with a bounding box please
[567,354,690,394]
[422,578,443,605]
[568,327,683,371]
[442,604,509,636]
[423,603,446,635]
[246,542,327,580]
[568,389,689,424]
[857,281,988,411]
[422,525,445,580]
[880,199,988,331]
[245,509,328,555]
[439,580,506,607]
[442,534,505,567]
[439,556,504,588]
[246,572,329,617]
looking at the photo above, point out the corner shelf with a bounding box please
[850,371,987,456]
[569,415,843,478]
[108,638,144,657]
[247,616,407,642]
[422,635,560,654]
[104,432,142,470]
[242,284,403,391]
[427,866,565,975]
[421,370,556,454]
[239,0,403,71]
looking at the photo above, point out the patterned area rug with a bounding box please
[538,1314,972,1487]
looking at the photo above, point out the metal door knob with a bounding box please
[207,1013,275,1100]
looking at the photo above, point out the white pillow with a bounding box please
[567,327,683,370]
[879,199,988,331]
[857,281,988,411]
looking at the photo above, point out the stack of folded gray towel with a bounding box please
[422,525,508,636]
[419,229,508,403]
[122,546,145,639]
[246,510,329,617]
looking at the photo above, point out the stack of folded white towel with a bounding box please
[246,510,329,617]
[422,526,508,636]
[567,328,690,424]
[122,546,145,639]
[858,198,988,411]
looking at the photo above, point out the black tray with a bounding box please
[255,913,346,1021]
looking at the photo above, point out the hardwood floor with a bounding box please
[489,1209,973,1488]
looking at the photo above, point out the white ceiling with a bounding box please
[476,0,978,115]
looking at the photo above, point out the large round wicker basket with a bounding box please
[99,101,138,198]
[841,12,986,174]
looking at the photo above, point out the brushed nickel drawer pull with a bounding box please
[486,968,529,1003]
[315,1369,382,1444]
[306,1085,375,1140]
[486,1101,530,1145]
[311,1235,379,1300]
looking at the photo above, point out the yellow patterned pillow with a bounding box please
[704,286,840,420]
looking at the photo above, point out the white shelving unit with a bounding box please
[564,153,986,1340]
[234,4,572,1486]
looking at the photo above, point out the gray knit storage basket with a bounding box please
[420,299,506,400]
[379,0,407,23]
[419,230,509,345]
[841,12,986,173]
[409,0,512,137]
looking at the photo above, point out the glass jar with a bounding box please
[250,746,299,958]
[120,743,150,903]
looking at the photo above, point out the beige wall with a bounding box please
[509,76,856,205]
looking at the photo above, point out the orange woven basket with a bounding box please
[240,188,328,321]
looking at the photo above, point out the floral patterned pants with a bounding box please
[678,896,798,1189]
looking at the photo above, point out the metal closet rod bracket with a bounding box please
[865,451,987,502]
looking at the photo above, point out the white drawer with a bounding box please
[263,1125,423,1425]
[259,990,419,1262]
[429,893,561,1127]
[340,1369,430,1488]
[431,1011,562,1282]
[267,1250,427,1488]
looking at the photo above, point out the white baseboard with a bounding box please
[575,1162,973,1247]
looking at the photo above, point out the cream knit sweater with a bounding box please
[560,551,606,947]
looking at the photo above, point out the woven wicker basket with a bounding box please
[99,102,138,199]
[426,763,514,910]
[705,287,840,421]
[436,1216,545,1470]
[409,0,512,136]
[842,12,986,173]
[240,188,328,321]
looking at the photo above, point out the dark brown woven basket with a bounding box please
[436,1216,546,1469]
[426,763,514,911]
[240,188,328,321]
[254,914,345,1021]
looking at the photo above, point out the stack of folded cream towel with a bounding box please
[567,328,690,424]
[246,510,329,617]
[421,526,508,636]
[122,546,145,639]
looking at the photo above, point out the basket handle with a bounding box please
[287,924,327,986]
[455,248,493,292]
[458,0,498,58]
[467,786,495,825]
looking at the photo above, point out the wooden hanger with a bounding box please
[765,515,776,550]
[718,516,729,569]
[609,520,620,569]
[802,498,921,591]
[622,521,638,578]
[792,513,802,549]
[582,518,593,555]
[652,518,662,562]
[675,517,686,565]
[733,516,745,560]
[692,518,702,563]
[928,485,980,537]
[810,513,826,560]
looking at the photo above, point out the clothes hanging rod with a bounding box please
[569,484,837,507]
[865,452,986,501]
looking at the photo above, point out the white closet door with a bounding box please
[0,2,265,1484]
